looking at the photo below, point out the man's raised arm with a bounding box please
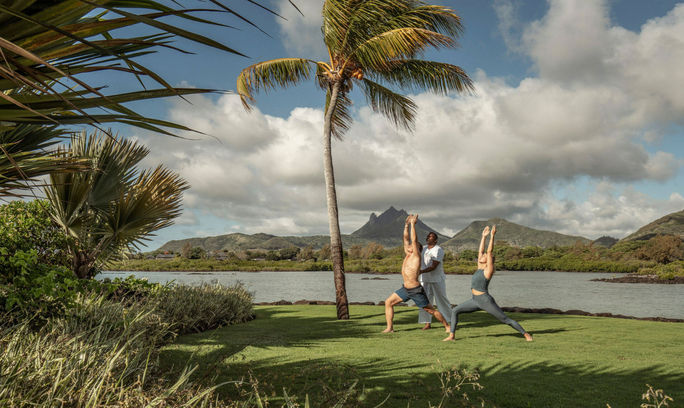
[410,214,419,254]
[403,216,411,255]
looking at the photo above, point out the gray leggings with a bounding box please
[449,293,527,335]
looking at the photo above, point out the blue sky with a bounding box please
[94,0,684,250]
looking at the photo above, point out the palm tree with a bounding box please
[45,130,188,279]
[0,0,296,196]
[237,0,473,319]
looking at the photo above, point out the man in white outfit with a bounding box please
[418,232,452,331]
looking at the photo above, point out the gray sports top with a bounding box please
[471,269,490,292]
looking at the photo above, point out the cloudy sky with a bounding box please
[113,0,684,249]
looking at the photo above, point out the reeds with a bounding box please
[0,283,253,407]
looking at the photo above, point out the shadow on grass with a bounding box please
[159,307,680,407]
[165,354,681,408]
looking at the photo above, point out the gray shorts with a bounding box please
[395,285,430,308]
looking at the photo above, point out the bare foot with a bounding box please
[382,328,394,333]
[442,333,455,341]
[524,333,533,342]
[421,323,431,330]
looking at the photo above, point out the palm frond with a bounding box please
[0,0,284,131]
[237,58,316,109]
[325,91,353,140]
[0,124,80,197]
[100,165,188,261]
[360,79,417,131]
[327,0,463,58]
[45,130,187,273]
[373,59,474,94]
[352,27,454,71]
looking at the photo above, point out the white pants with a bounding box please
[418,280,452,324]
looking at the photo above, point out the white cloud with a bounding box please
[136,1,684,245]
[527,183,684,239]
[493,0,524,53]
[276,0,327,58]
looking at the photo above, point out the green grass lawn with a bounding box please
[160,305,683,407]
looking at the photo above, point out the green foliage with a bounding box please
[1,1,276,132]
[610,240,646,254]
[124,233,682,274]
[0,200,70,267]
[0,280,255,406]
[155,284,254,335]
[269,247,300,261]
[298,246,316,261]
[189,247,207,260]
[521,246,544,258]
[637,261,684,280]
[0,249,80,323]
[458,249,478,262]
[317,244,332,260]
[634,234,684,263]
[0,126,83,198]
[46,131,188,278]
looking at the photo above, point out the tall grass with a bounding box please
[156,283,255,334]
[0,283,254,407]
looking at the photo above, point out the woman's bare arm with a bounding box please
[485,225,496,278]
[478,226,490,258]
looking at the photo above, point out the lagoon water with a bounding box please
[98,270,684,319]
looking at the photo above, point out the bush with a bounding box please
[155,283,254,334]
[638,261,684,280]
[0,294,217,407]
[0,249,80,324]
[0,280,257,407]
[635,234,684,263]
[0,200,70,267]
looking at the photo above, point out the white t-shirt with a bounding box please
[419,245,445,283]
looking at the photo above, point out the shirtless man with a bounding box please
[382,214,449,333]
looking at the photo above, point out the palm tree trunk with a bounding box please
[72,250,93,279]
[323,81,349,320]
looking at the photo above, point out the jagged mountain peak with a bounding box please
[351,207,449,244]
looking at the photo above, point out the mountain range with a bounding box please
[622,209,684,241]
[157,207,684,253]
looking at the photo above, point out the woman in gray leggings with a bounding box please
[443,225,533,341]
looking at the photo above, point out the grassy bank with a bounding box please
[160,305,683,408]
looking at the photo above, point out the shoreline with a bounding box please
[591,274,684,284]
[253,300,684,323]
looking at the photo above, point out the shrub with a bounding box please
[635,234,684,263]
[0,249,80,324]
[638,261,684,279]
[0,294,219,407]
[155,283,254,334]
[0,200,70,267]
